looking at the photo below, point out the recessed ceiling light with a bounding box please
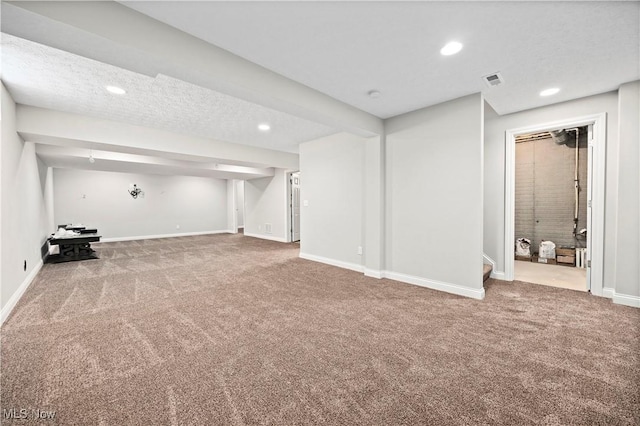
[106,85,126,95]
[440,41,463,56]
[368,90,381,99]
[540,87,560,97]
[258,123,271,131]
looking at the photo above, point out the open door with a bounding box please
[291,172,300,242]
[585,124,594,292]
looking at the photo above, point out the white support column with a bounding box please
[226,179,237,233]
[45,167,55,232]
[363,135,385,278]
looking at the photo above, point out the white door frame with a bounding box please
[289,171,301,242]
[504,113,606,296]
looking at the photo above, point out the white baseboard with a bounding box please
[299,252,364,273]
[100,230,230,243]
[482,253,507,280]
[243,232,288,243]
[364,268,383,279]
[383,270,485,300]
[298,255,484,300]
[1,259,43,325]
[490,270,506,280]
[483,254,506,280]
[612,292,640,308]
[600,287,638,308]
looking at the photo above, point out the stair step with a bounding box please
[483,264,493,282]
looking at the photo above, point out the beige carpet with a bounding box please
[1,234,639,425]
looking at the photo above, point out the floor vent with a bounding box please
[482,72,504,87]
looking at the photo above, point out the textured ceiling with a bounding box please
[1,34,338,153]
[123,1,640,117]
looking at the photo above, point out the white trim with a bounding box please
[612,292,640,308]
[99,230,231,243]
[504,113,606,297]
[483,253,506,280]
[244,232,289,243]
[491,271,506,280]
[384,270,485,300]
[483,253,496,269]
[298,255,486,300]
[299,252,364,273]
[285,171,294,244]
[1,259,43,325]
[364,268,383,279]
[602,287,615,299]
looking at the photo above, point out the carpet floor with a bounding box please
[1,234,639,425]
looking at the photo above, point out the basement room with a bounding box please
[1,1,639,424]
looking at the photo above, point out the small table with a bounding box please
[47,233,101,263]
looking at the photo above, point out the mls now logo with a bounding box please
[3,408,56,420]
[3,408,28,419]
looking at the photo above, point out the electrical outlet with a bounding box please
[24,260,27,271]
[303,200,309,207]
[258,225,262,231]
[357,246,363,255]
[176,225,180,230]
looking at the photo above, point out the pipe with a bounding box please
[564,128,580,236]
[574,129,579,235]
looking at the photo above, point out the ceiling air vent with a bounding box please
[482,72,504,88]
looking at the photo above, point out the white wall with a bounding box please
[226,179,237,233]
[44,166,55,233]
[484,92,619,284]
[363,135,385,275]
[614,81,640,302]
[1,83,51,319]
[299,133,366,271]
[244,169,288,242]
[385,93,485,297]
[483,100,500,266]
[53,169,228,240]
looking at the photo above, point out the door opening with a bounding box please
[290,172,300,243]
[513,126,589,292]
[505,113,606,296]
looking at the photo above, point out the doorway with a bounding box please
[236,180,245,234]
[513,126,588,291]
[505,113,606,296]
[290,172,300,242]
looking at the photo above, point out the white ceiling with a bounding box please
[123,1,640,118]
[1,34,338,154]
[1,0,638,178]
